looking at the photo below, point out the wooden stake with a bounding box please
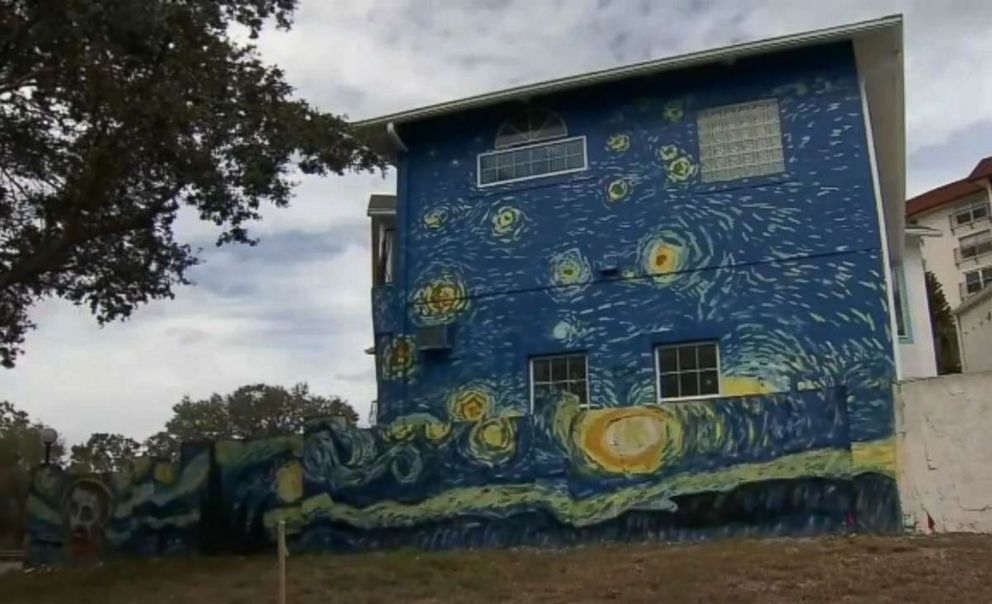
[278,520,287,604]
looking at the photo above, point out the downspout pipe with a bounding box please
[386,121,408,153]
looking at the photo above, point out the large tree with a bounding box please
[69,432,142,474]
[0,400,63,547]
[0,0,383,367]
[144,383,357,459]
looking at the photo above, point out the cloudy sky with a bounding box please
[3,0,991,445]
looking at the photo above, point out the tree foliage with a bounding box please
[69,432,142,474]
[0,400,63,546]
[925,270,961,374]
[0,399,64,470]
[0,0,383,366]
[144,383,357,458]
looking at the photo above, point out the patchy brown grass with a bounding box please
[3,534,991,603]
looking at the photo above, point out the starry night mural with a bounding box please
[24,41,901,565]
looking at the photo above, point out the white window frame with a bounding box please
[495,110,568,149]
[892,265,912,342]
[477,136,588,188]
[654,341,722,403]
[529,353,591,413]
[963,265,992,297]
[950,198,991,229]
[958,229,992,262]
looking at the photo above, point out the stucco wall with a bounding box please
[896,372,992,532]
[897,237,937,379]
[956,291,992,373]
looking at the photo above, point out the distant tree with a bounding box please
[926,271,962,374]
[0,400,64,471]
[0,401,63,547]
[0,0,384,367]
[69,433,143,474]
[144,383,357,459]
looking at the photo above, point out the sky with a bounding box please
[3,0,991,446]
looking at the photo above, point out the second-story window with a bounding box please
[951,198,990,229]
[958,230,992,263]
[963,266,992,297]
[698,99,785,183]
[479,109,586,187]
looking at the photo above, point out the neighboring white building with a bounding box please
[907,157,992,373]
[955,287,992,374]
[896,225,940,379]
[907,157,992,308]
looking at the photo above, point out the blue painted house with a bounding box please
[346,16,910,547]
[23,18,926,565]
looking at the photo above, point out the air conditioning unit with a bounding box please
[416,324,454,351]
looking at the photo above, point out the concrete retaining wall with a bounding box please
[896,371,992,532]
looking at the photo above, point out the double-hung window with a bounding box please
[656,342,720,401]
[958,230,992,262]
[530,354,589,410]
[964,266,992,297]
[951,199,990,229]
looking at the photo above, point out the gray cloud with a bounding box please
[4,0,990,445]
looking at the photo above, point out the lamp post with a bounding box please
[39,427,58,465]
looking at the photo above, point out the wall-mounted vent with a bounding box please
[416,324,454,351]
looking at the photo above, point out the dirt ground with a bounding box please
[2,534,991,603]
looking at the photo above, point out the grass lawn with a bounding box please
[3,534,991,603]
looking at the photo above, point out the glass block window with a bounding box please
[697,99,785,183]
[959,230,992,261]
[964,266,992,296]
[656,342,720,401]
[531,354,589,409]
[951,199,991,228]
[478,137,586,187]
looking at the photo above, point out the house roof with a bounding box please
[968,157,992,181]
[906,156,992,218]
[354,15,901,134]
[354,16,905,260]
[366,194,396,217]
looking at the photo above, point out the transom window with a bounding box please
[656,342,720,401]
[478,137,586,187]
[964,266,992,297]
[495,109,567,149]
[698,99,785,183]
[958,230,992,262]
[951,199,990,228]
[530,354,589,409]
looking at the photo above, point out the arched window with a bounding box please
[478,108,586,187]
[494,109,567,149]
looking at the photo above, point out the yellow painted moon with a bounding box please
[574,407,684,474]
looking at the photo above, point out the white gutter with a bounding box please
[386,122,408,153]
